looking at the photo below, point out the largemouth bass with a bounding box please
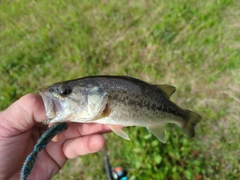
[39,76,201,143]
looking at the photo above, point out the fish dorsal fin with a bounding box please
[155,84,176,98]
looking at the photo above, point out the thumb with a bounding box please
[0,94,46,136]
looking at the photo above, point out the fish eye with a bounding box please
[59,85,72,97]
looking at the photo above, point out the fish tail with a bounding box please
[182,110,201,137]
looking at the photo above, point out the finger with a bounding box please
[0,94,46,136]
[63,123,111,140]
[63,134,105,158]
[52,131,65,142]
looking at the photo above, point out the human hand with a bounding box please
[0,94,110,180]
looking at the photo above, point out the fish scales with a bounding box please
[73,76,179,114]
[40,75,201,143]
[72,77,176,125]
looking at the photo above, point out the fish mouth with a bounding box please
[39,88,57,123]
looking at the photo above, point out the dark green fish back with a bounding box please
[59,75,167,98]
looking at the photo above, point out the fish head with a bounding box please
[39,82,108,124]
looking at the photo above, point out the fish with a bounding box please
[39,75,201,143]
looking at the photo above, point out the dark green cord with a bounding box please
[20,123,68,180]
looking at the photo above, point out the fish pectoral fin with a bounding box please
[147,124,166,143]
[86,86,109,119]
[155,84,176,98]
[108,125,130,140]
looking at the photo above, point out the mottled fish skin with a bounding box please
[40,76,201,143]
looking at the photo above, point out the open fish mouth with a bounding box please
[39,88,57,120]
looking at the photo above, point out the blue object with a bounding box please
[112,166,128,180]
[20,123,68,180]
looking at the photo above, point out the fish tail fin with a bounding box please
[182,110,201,137]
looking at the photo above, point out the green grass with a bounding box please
[1,0,240,179]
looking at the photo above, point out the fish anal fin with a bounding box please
[108,125,130,140]
[155,84,176,98]
[147,124,166,143]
